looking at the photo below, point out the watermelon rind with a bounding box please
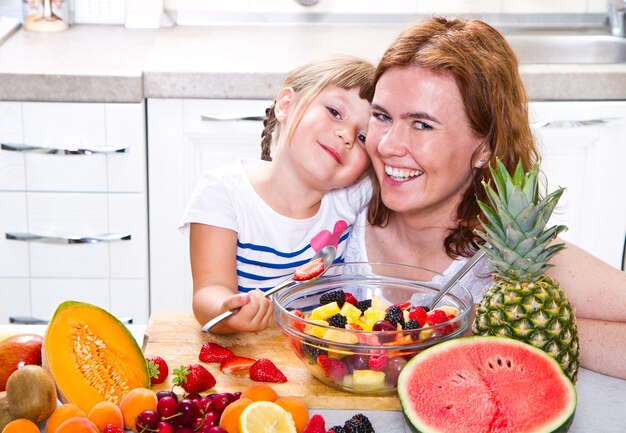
[398,336,577,433]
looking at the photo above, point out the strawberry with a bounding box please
[146,355,168,385]
[368,355,387,372]
[290,309,306,332]
[426,309,454,335]
[317,354,348,381]
[345,323,362,331]
[173,364,216,393]
[199,342,235,363]
[408,307,428,327]
[344,293,358,306]
[294,258,325,281]
[249,358,288,383]
[303,414,326,433]
[220,356,256,374]
[388,301,412,311]
[103,424,124,433]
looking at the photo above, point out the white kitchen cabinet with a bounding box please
[529,101,626,270]
[0,101,149,324]
[147,98,270,313]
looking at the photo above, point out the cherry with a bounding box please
[211,393,231,412]
[157,396,178,418]
[231,391,242,400]
[372,320,396,343]
[206,427,228,433]
[345,354,368,371]
[384,356,408,386]
[203,411,219,427]
[136,410,160,432]
[175,428,194,433]
[156,421,175,433]
[177,399,200,427]
[156,390,179,402]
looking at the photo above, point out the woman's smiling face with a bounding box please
[366,65,487,218]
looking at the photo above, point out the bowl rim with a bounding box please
[272,261,474,351]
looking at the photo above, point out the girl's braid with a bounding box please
[260,104,277,161]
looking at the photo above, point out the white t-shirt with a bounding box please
[180,159,372,293]
[344,209,494,304]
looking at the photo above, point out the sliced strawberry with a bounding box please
[388,301,412,311]
[345,323,362,331]
[408,306,428,327]
[220,356,256,374]
[199,342,235,363]
[290,309,306,332]
[425,309,448,325]
[294,258,325,281]
[317,354,348,382]
[344,293,359,306]
[303,414,326,433]
[368,355,387,372]
[249,358,287,383]
[173,364,216,393]
[146,355,169,384]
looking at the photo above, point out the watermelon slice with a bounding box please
[398,336,576,433]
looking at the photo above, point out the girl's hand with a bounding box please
[222,290,273,332]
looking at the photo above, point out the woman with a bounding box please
[345,17,626,379]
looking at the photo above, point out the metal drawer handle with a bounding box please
[1,143,129,155]
[9,315,133,324]
[531,117,621,129]
[200,113,264,122]
[6,232,131,244]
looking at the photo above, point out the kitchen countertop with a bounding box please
[0,24,625,102]
[2,324,625,432]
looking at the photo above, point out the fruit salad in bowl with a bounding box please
[272,262,473,395]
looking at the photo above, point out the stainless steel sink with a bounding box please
[505,32,626,64]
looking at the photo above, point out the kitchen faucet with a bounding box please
[609,0,626,36]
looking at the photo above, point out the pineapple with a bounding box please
[472,159,580,383]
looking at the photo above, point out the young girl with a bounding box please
[179,55,374,334]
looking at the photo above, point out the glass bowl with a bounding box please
[272,262,473,395]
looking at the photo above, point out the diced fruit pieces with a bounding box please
[352,370,386,392]
[310,302,341,321]
[317,355,348,381]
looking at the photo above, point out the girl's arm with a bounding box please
[189,223,273,334]
[548,240,626,378]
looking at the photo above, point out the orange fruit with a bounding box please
[275,397,309,433]
[88,400,124,431]
[45,403,87,433]
[53,416,99,433]
[2,418,39,433]
[239,384,278,402]
[219,397,253,433]
[118,388,157,432]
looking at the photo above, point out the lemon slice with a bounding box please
[239,401,297,433]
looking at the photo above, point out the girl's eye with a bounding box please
[372,111,391,123]
[357,133,366,144]
[327,107,341,119]
[414,121,432,130]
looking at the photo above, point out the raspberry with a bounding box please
[344,293,358,306]
[320,290,346,308]
[367,355,387,372]
[384,305,405,328]
[408,307,428,327]
[355,299,372,313]
[103,425,124,433]
[328,314,347,328]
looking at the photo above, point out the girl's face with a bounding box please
[367,66,488,218]
[281,86,371,190]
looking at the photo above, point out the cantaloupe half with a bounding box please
[43,301,150,414]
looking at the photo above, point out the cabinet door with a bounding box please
[0,192,29,277]
[148,98,270,313]
[0,278,30,324]
[530,101,626,269]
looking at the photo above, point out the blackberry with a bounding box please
[404,319,420,330]
[320,290,346,308]
[344,414,374,433]
[328,427,345,433]
[301,343,327,363]
[384,305,405,328]
[355,299,372,313]
[328,313,347,328]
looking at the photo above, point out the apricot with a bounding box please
[219,397,253,433]
[45,403,87,433]
[275,397,309,433]
[54,416,99,433]
[88,401,123,431]
[239,384,278,402]
[2,418,39,433]
[118,388,157,432]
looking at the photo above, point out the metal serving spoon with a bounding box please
[201,245,337,333]
[427,248,486,311]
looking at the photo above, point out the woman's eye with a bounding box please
[372,111,391,123]
[414,121,432,130]
[327,107,341,119]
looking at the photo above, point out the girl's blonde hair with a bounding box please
[365,17,539,258]
[260,55,375,161]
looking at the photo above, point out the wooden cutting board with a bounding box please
[143,311,401,410]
